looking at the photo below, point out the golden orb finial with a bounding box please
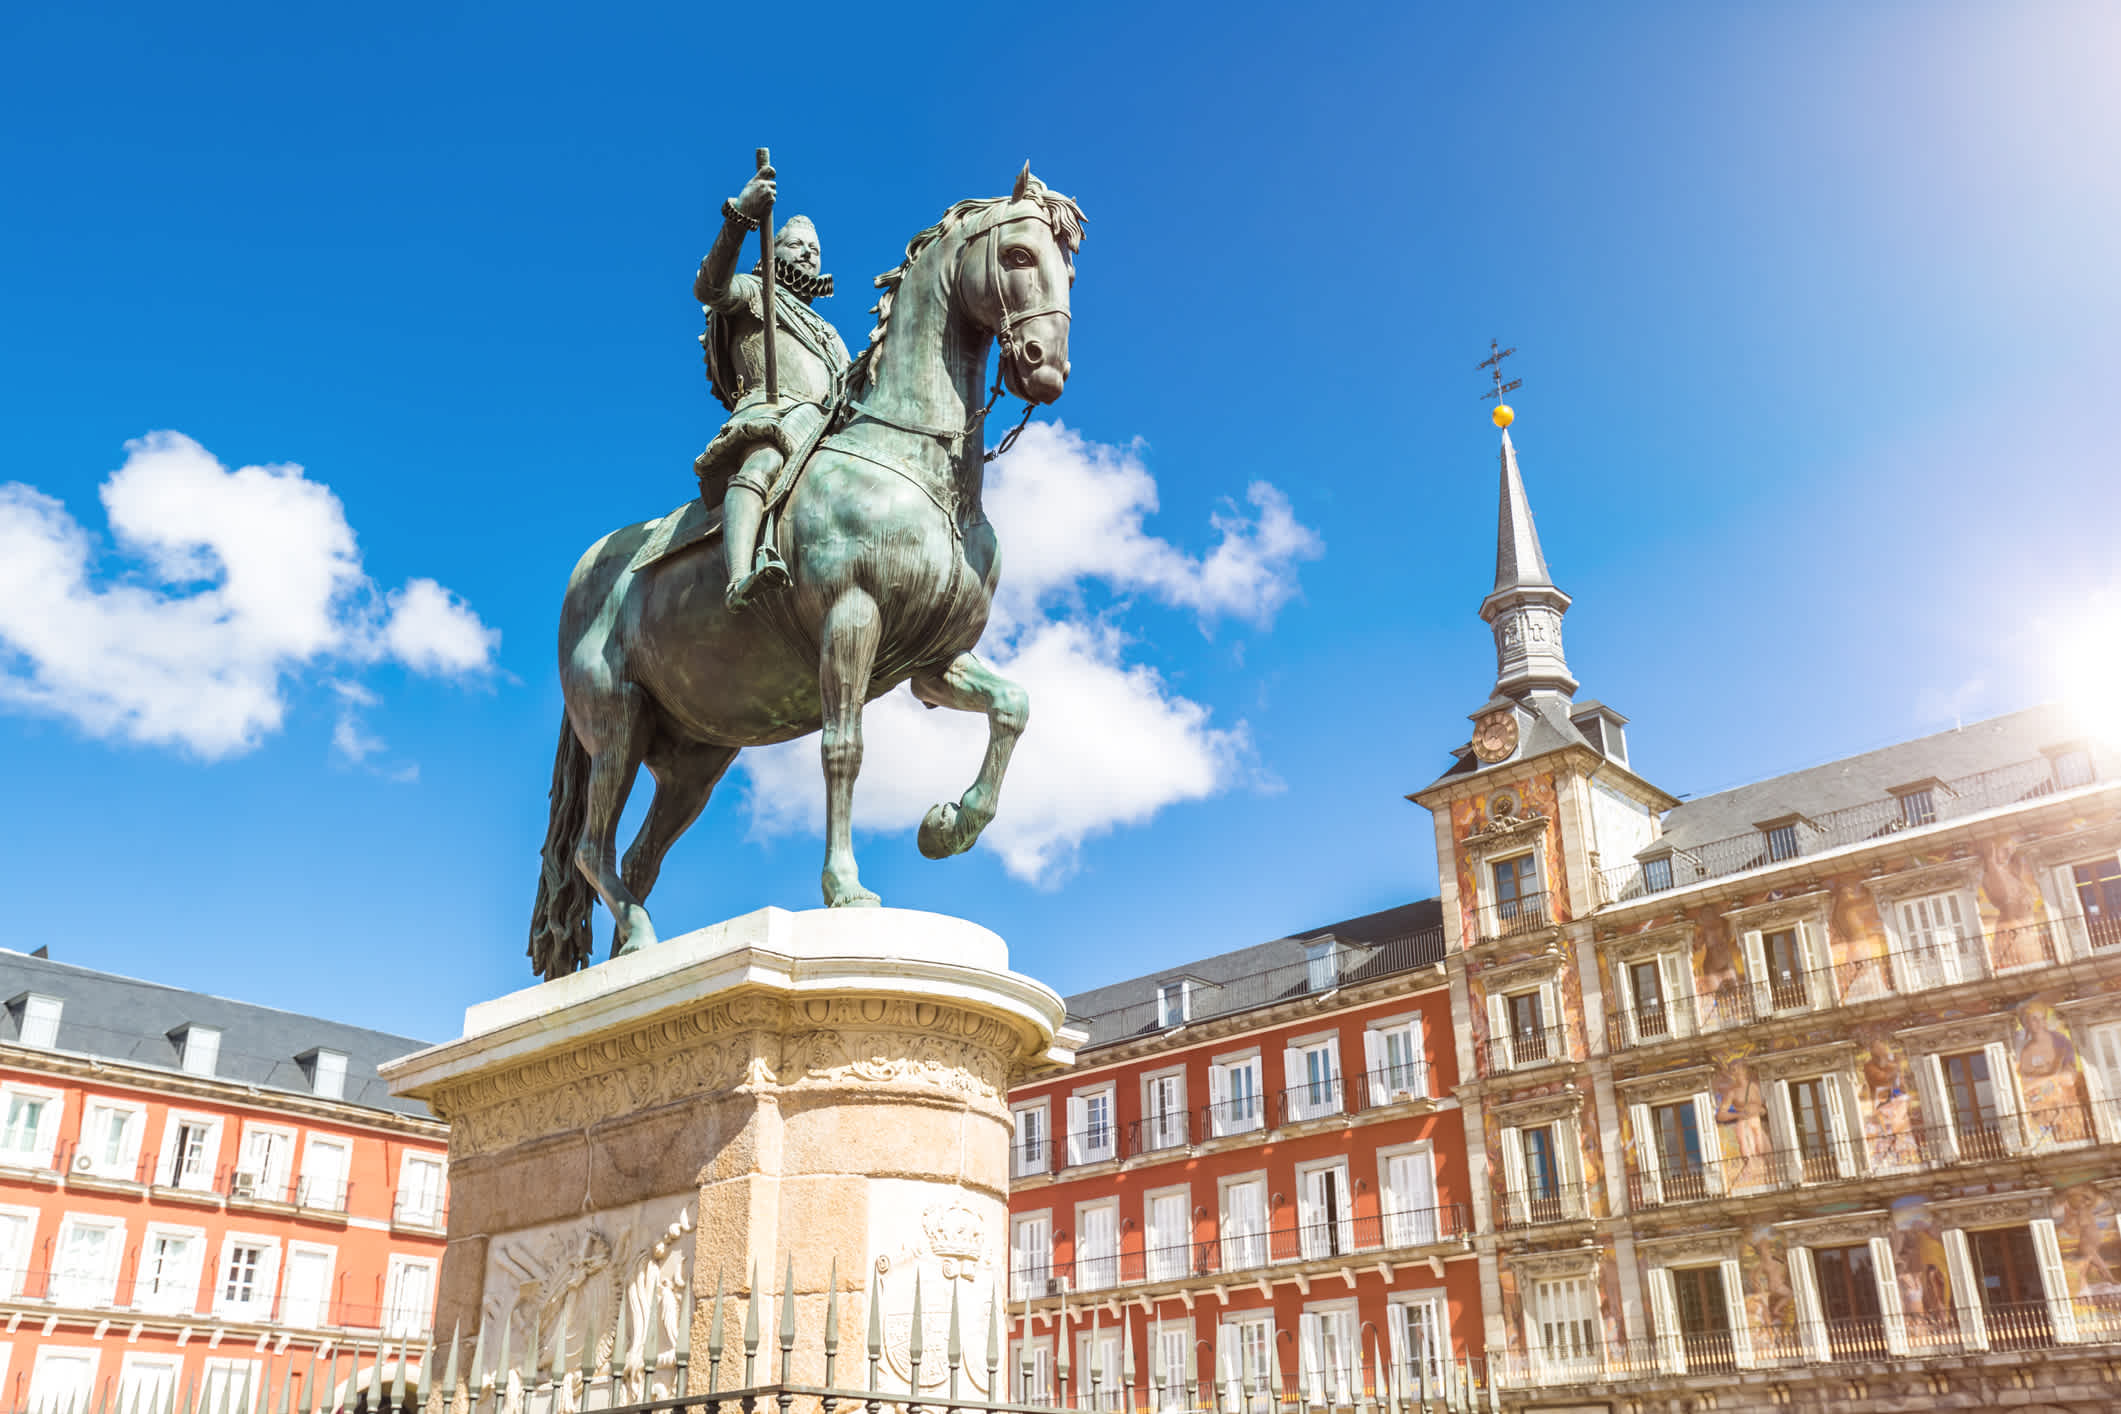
[1491,403,1515,429]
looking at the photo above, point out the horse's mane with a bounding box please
[845,174,1085,400]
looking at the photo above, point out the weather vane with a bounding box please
[1477,339,1520,428]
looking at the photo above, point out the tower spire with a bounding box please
[1474,352,1575,700]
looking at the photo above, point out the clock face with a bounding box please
[1474,710,1519,764]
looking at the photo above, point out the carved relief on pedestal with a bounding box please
[437,997,1018,1157]
[870,1184,1002,1395]
[479,1195,695,1389]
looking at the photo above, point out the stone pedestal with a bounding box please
[381,907,1073,1393]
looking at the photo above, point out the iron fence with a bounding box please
[1493,1184,1590,1229]
[1598,754,2102,903]
[1472,893,1550,945]
[1473,1024,1570,1077]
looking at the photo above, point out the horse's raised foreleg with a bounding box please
[573,686,660,957]
[818,587,884,907]
[621,741,741,902]
[910,651,1029,860]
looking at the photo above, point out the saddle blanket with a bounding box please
[624,496,722,576]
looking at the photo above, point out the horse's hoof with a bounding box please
[918,803,963,859]
[822,870,882,908]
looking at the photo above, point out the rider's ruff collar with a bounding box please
[755,256,833,300]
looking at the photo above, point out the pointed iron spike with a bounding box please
[251,1358,269,1414]
[908,1274,925,1365]
[780,1255,798,1351]
[641,1285,663,1391]
[276,1360,294,1414]
[469,1323,488,1398]
[579,1302,597,1384]
[707,1269,726,1359]
[391,1338,413,1412]
[984,1288,1000,1380]
[823,1260,840,1358]
[674,1273,693,1364]
[866,1272,884,1359]
[1121,1319,1135,1384]
[368,1342,388,1412]
[495,1316,513,1400]
[743,1263,762,1354]
[946,1280,962,1370]
[300,1354,319,1414]
[176,1375,196,1414]
[443,1322,463,1400]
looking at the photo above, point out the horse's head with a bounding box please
[961,165,1082,405]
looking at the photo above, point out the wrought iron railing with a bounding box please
[1273,1078,1346,1126]
[1474,1024,1571,1076]
[1473,893,1551,944]
[1598,754,2105,904]
[1011,1140,1055,1179]
[1493,1184,1590,1229]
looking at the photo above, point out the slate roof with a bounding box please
[1062,899,1446,1049]
[0,950,437,1119]
[1647,703,2108,859]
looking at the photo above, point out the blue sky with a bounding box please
[3,3,2117,1045]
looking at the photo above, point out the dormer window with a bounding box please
[15,995,61,1050]
[2052,747,2095,790]
[304,1049,349,1100]
[1641,855,1675,894]
[173,1025,222,1078]
[1899,789,1935,828]
[1762,821,1801,863]
[1305,942,1339,993]
[1156,981,1190,1029]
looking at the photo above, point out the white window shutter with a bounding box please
[1298,1312,1322,1405]
[1521,1279,1547,1362]
[1943,892,1974,978]
[1692,1092,1725,1194]
[1742,929,1772,1017]
[1919,1054,1959,1161]
[1362,1029,1385,1105]
[2086,1024,2121,1143]
[1669,948,1702,1033]
[1827,1074,1864,1178]
[1647,1267,1685,1374]
[2031,1217,2079,1342]
[1486,994,1513,1073]
[1618,969,1641,1047]
[1787,1245,1828,1363]
[1764,1079,1799,1177]
[1868,1236,1909,1355]
[1942,1228,1988,1350]
[1215,1324,1234,1412]
[1556,1122,1585,1217]
[1207,1064,1230,1139]
[1499,1126,1529,1224]
[1886,903,1917,993]
[1719,1258,1754,1367]
[1066,1097,1087,1167]
[1283,1046,1306,1121]
[1799,920,1838,1006]
[1408,1015,1427,1096]
[1537,982,1561,1052]
[1983,1041,2022,1152]
[1630,1104,1663,1207]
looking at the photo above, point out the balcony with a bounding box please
[1010,1137,1054,1179]
[1008,1204,1472,1301]
[1599,753,2106,903]
[1274,1076,1346,1125]
[390,1191,449,1235]
[1607,921,2060,1052]
[1496,1183,1590,1229]
[1476,890,1553,944]
[1122,1111,1192,1159]
[1477,1022,1573,1077]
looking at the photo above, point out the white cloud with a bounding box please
[738,421,1319,884]
[0,431,499,760]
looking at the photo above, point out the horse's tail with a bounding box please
[528,714,597,980]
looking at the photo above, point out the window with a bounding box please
[0,1209,35,1297]
[1386,1295,1449,1395]
[1500,1120,1582,1224]
[1785,1077,1841,1181]
[1620,951,1696,1044]
[384,1257,435,1338]
[1145,1189,1190,1282]
[1283,1036,1342,1121]
[1380,1147,1439,1247]
[280,1244,334,1327]
[1010,1213,1051,1300]
[299,1136,351,1209]
[1811,1244,1884,1357]
[1149,1320,1191,1412]
[117,1356,181,1413]
[79,1102,143,1180]
[1011,1103,1048,1177]
[1142,1072,1187,1151]
[1485,978,1562,1071]
[1217,1314,1272,1413]
[1969,1226,2052,1349]
[1758,929,1807,1011]
[1527,1275,1600,1382]
[1641,855,1674,893]
[308,1050,349,1101]
[1364,1018,1425,1103]
[216,1238,277,1321]
[0,1086,59,1168]
[1898,789,1936,828]
[164,1116,220,1190]
[1670,1267,1737,1371]
[1895,892,1979,989]
[1926,1047,2018,1161]
[1208,1054,1263,1136]
[1075,1199,1118,1292]
[395,1153,445,1228]
[51,1216,124,1307]
[1652,1100,1707,1197]
[1219,1176,1268,1271]
[1298,1302,1358,1407]
[135,1228,204,1316]
[1010,1340,1053,1405]
[236,1125,296,1203]
[2054,748,2095,789]
[27,1349,97,1414]
[1305,941,1338,993]
[18,995,62,1050]
[1296,1160,1353,1259]
[1765,823,1799,862]
[199,1361,259,1414]
[1076,1329,1123,1411]
[1491,854,1542,931]
[1066,1087,1115,1166]
[1628,959,1667,1038]
[1507,991,1547,1061]
[1156,981,1189,1029]
[2074,856,2121,950]
[178,1025,222,1077]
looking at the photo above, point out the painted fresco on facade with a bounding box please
[1709,1053,1775,1188]
[1738,1223,1792,1338]
[2056,1182,2121,1296]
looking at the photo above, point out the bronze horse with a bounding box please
[528,170,1083,978]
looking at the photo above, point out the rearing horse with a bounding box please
[528,170,1083,979]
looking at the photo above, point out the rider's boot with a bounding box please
[723,482,791,611]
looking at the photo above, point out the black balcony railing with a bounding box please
[1011,1204,1473,1300]
[1476,891,1553,943]
[1273,1075,1348,1125]
[1010,1139,1054,1178]
[1599,754,2107,903]
[1496,1183,1589,1228]
[1122,1112,1192,1158]
[1197,1095,1268,1139]
[1351,1064,1432,1108]
[1476,1023,1572,1076]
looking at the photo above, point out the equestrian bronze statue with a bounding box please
[527,161,1084,979]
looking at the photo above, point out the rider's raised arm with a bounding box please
[695,167,776,311]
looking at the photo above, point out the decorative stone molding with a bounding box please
[1929,1189,2053,1229]
[2018,821,2121,870]
[2056,992,2121,1028]
[1462,811,1549,852]
[1772,1208,1891,1249]
[1606,921,1698,966]
[1490,1087,1587,1125]
[1722,889,1835,933]
[1505,1246,1604,1279]
[1637,1228,1742,1267]
[1862,855,1983,908]
[1897,1013,2014,1055]
[1478,950,1570,993]
[1751,1041,1861,1082]
[1614,1065,1716,1104]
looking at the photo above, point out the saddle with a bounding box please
[623,495,724,575]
